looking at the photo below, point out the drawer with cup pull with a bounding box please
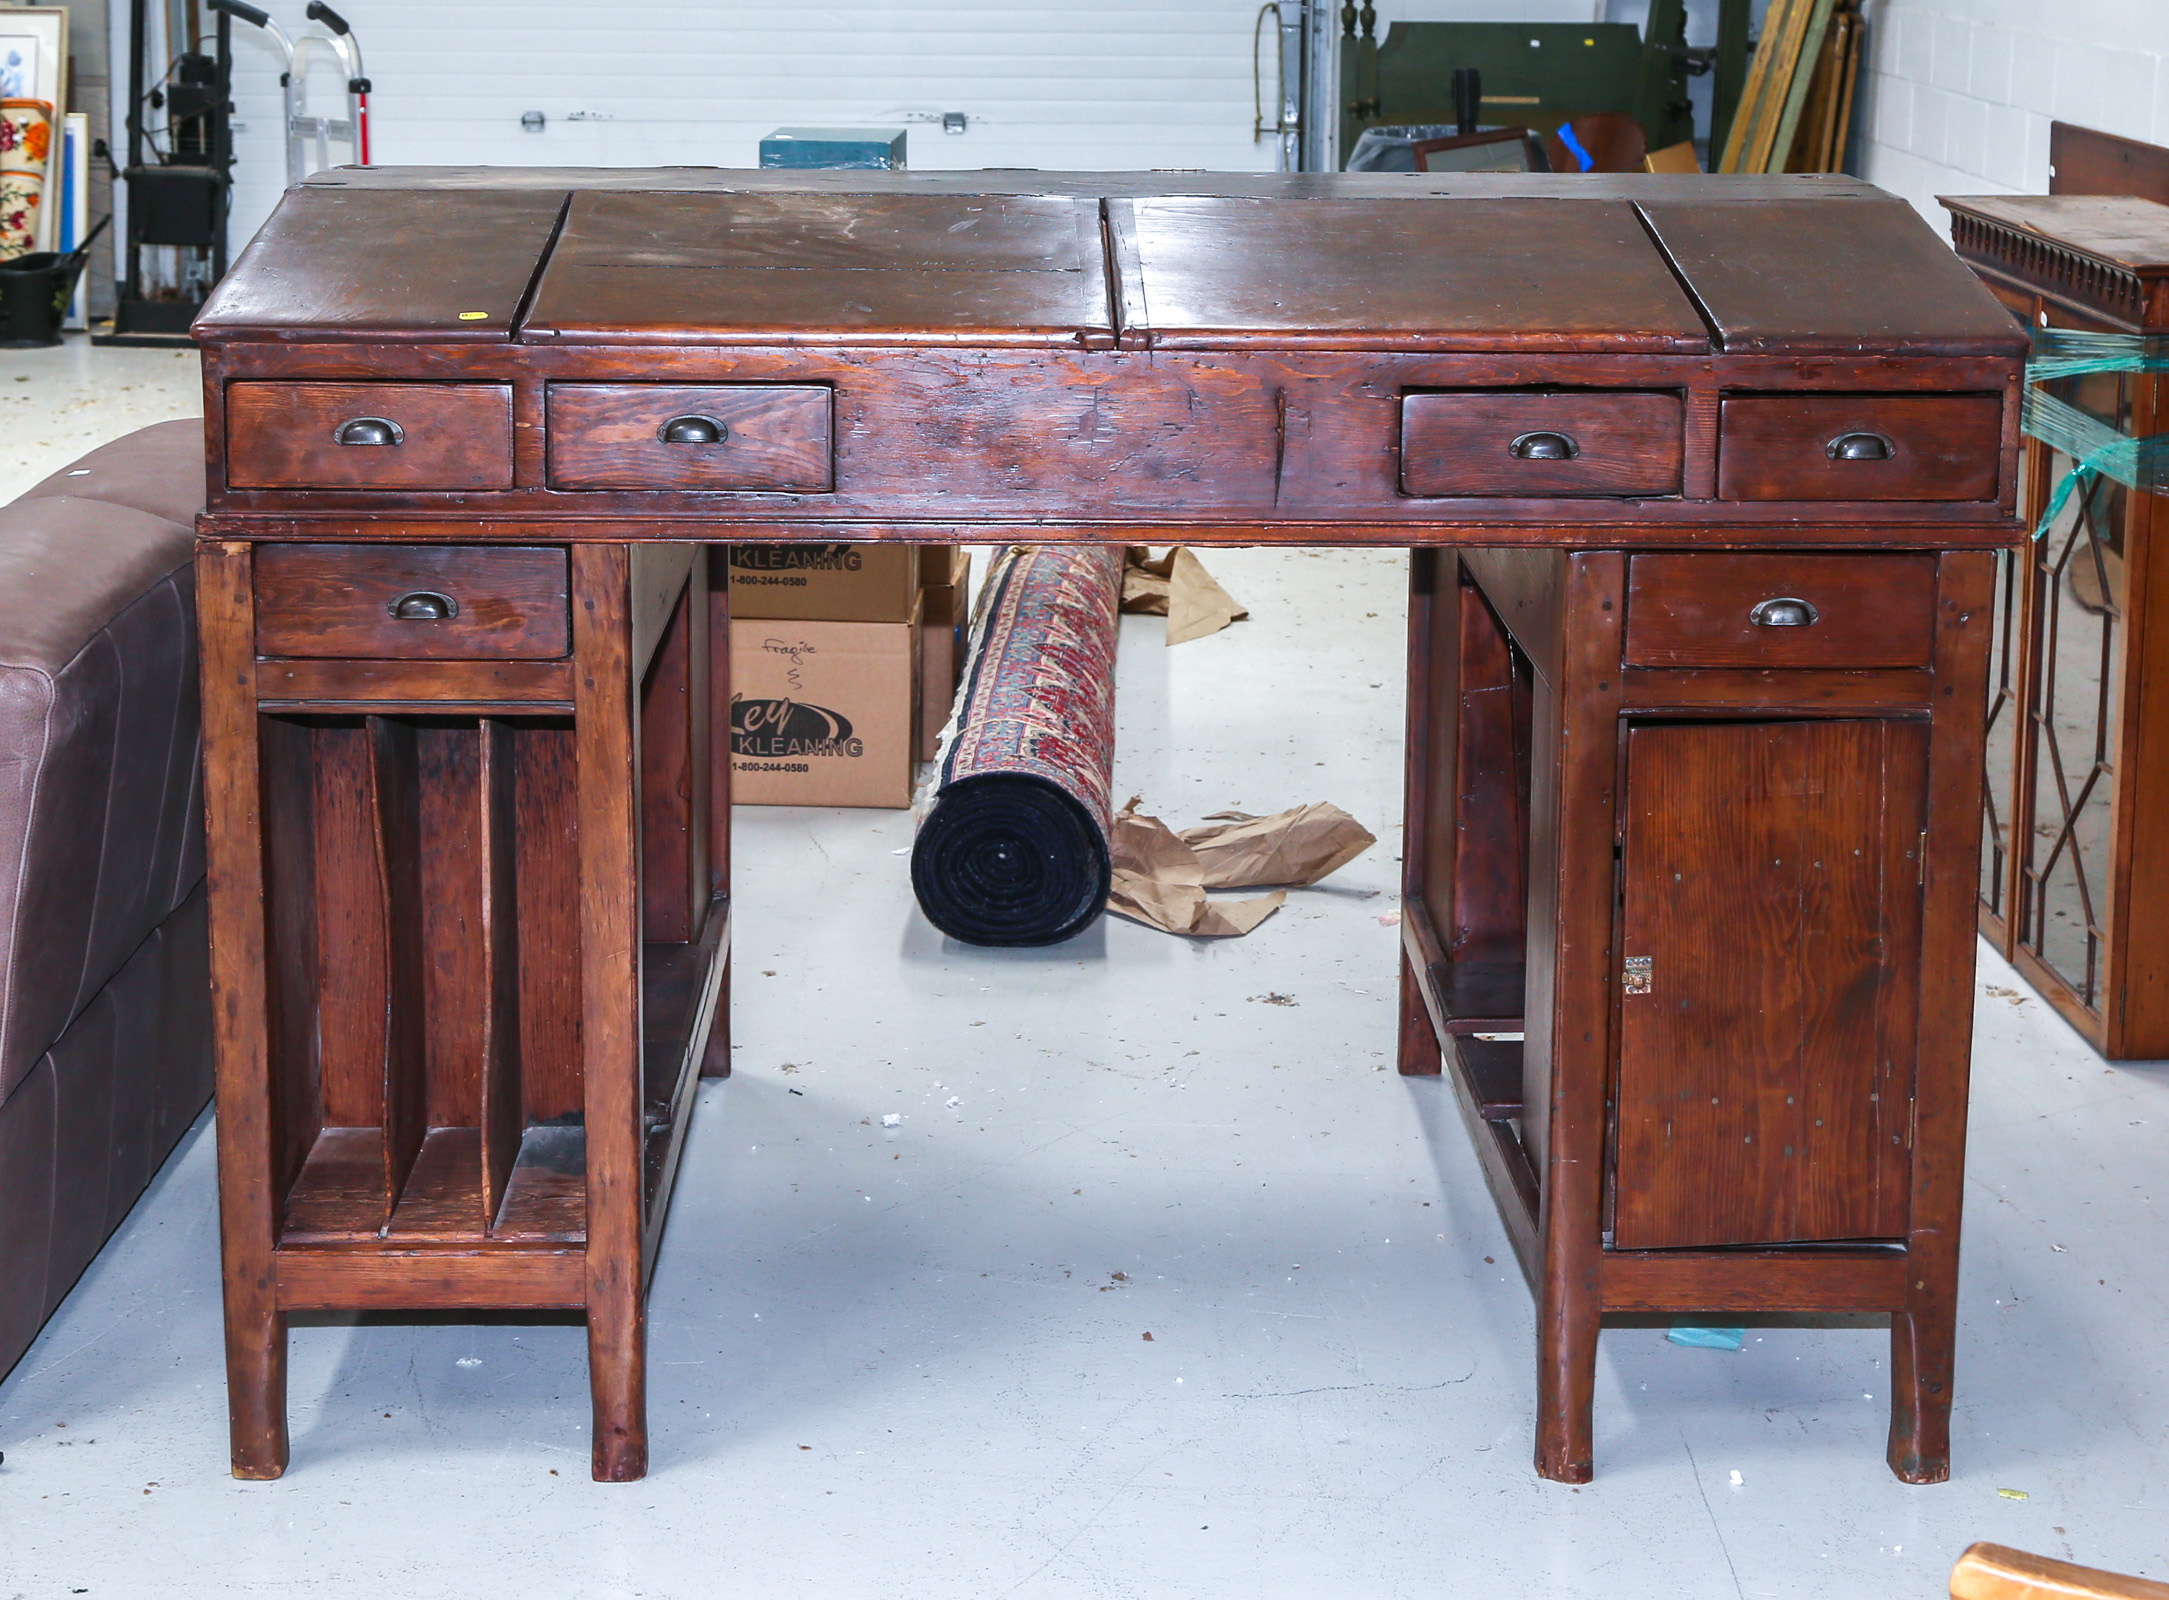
[1716,394,2003,501]
[225,383,516,491]
[1400,390,1683,498]
[253,544,570,660]
[1623,552,1938,670]
[546,384,833,492]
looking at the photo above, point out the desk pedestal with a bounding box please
[1399,546,1990,1484]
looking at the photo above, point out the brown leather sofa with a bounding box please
[0,419,211,1382]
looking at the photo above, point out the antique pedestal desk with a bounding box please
[192,167,2025,1483]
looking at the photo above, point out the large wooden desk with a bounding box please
[193,168,2026,1484]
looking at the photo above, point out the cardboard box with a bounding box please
[916,566,972,764]
[727,544,919,622]
[731,605,921,808]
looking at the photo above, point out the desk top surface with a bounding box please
[198,170,2023,360]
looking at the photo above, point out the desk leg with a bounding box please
[1890,549,1994,1484]
[1529,553,1625,1484]
[573,543,648,1482]
[199,540,290,1479]
[702,552,732,1080]
[1398,550,1443,1076]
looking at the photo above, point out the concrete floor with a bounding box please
[2,336,2166,1598]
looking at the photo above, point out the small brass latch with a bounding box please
[1622,956,1652,995]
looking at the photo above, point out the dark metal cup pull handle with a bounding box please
[389,591,458,621]
[1509,430,1579,462]
[335,416,403,447]
[1750,597,1819,628]
[1826,431,1893,461]
[660,415,727,445]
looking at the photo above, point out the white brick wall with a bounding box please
[1853,0,2169,221]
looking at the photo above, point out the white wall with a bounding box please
[1852,0,2169,221]
[216,0,1302,251]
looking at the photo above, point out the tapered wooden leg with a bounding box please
[1528,554,1626,1485]
[1888,1299,1956,1483]
[1534,1279,1601,1484]
[1884,551,1993,1486]
[701,550,732,1083]
[223,1297,290,1479]
[200,541,293,1480]
[1398,949,1441,1075]
[573,543,649,1483]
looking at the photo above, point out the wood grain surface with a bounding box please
[1717,394,2005,501]
[227,383,516,491]
[1401,391,1683,497]
[255,544,569,660]
[548,384,833,492]
[1624,552,1938,668]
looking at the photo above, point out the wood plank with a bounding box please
[640,897,731,1276]
[257,715,321,1204]
[495,1122,586,1244]
[387,1127,487,1239]
[1620,668,1934,712]
[195,187,569,340]
[479,719,524,1224]
[1600,1246,1908,1312]
[629,543,697,684]
[639,577,700,943]
[514,722,584,1122]
[571,541,648,1483]
[523,192,1113,347]
[275,1246,587,1311]
[1637,198,2030,356]
[280,1126,387,1244]
[1889,549,1996,1484]
[1528,552,1627,1484]
[256,658,575,707]
[310,722,387,1139]
[371,717,429,1216]
[1112,199,1708,354]
[1399,550,1446,1079]
[2051,122,2169,204]
[417,723,484,1128]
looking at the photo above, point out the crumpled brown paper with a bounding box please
[1105,798,1377,938]
[1121,547,1249,645]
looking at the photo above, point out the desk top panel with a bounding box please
[197,188,568,341]
[1638,197,2027,356]
[520,192,1114,346]
[197,170,2025,365]
[1108,197,1707,353]
[1939,193,2169,275]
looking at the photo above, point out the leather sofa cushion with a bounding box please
[17,418,207,530]
[0,494,202,1098]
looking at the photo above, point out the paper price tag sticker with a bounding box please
[457,311,490,321]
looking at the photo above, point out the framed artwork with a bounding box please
[0,6,66,252]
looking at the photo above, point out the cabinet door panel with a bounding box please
[1613,718,1923,1250]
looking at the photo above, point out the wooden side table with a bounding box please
[1942,191,2169,1056]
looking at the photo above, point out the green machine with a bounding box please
[1336,0,1751,168]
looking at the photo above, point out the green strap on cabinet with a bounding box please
[2023,328,2169,541]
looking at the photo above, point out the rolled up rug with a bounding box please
[911,544,1124,945]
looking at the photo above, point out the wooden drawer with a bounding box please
[255,545,570,660]
[1401,391,1682,498]
[1717,393,2002,501]
[226,383,515,491]
[1625,553,1938,670]
[546,384,833,491]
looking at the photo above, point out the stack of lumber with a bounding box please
[1717,0,1864,174]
